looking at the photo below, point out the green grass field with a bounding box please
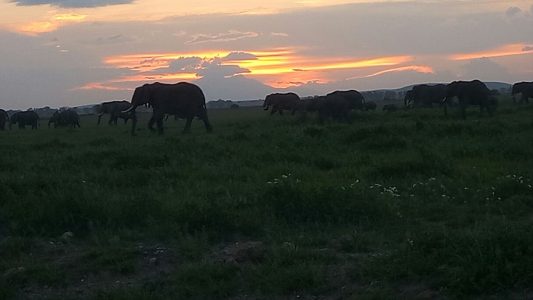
[1,103,533,299]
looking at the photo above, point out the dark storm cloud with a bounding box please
[11,0,133,8]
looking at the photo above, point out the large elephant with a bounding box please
[10,111,39,129]
[0,109,8,130]
[511,82,533,103]
[94,100,132,125]
[48,109,80,128]
[326,90,365,111]
[404,84,447,108]
[443,80,496,119]
[263,92,301,115]
[124,82,212,135]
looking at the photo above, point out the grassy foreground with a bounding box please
[1,104,533,299]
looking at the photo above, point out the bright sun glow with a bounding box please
[83,49,419,90]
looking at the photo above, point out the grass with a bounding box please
[1,103,533,299]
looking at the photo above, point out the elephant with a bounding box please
[303,95,352,122]
[404,84,447,108]
[382,104,399,112]
[123,82,212,135]
[94,100,133,125]
[10,111,39,129]
[363,101,377,111]
[443,80,496,119]
[263,92,301,115]
[326,90,365,111]
[48,109,80,128]
[0,109,8,130]
[511,82,533,103]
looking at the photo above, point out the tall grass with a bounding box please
[1,104,532,298]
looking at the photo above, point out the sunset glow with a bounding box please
[451,44,533,61]
[11,13,87,35]
[94,49,416,90]
[0,0,531,108]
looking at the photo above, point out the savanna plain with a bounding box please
[1,101,533,299]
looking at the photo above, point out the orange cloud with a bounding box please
[12,13,86,35]
[104,50,236,72]
[76,83,132,91]
[450,43,533,60]
[348,65,435,80]
[83,49,415,90]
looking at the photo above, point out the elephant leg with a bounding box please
[151,111,164,134]
[183,116,193,133]
[199,109,213,132]
[130,113,137,136]
[203,118,213,132]
[97,114,103,125]
[156,118,164,135]
[148,116,156,132]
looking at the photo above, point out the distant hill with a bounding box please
[207,99,263,109]
[484,82,512,92]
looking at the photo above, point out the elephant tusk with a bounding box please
[122,106,136,114]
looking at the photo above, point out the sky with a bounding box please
[0,0,532,109]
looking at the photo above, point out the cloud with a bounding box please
[168,57,203,72]
[11,0,133,8]
[197,74,274,101]
[506,6,522,17]
[347,65,435,80]
[89,34,136,45]
[185,30,259,45]
[13,13,86,35]
[222,52,258,61]
[271,32,289,37]
[450,43,533,60]
[460,58,510,81]
[197,58,250,78]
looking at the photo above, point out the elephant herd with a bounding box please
[263,80,510,121]
[263,90,375,122]
[404,81,533,115]
[1,80,532,134]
